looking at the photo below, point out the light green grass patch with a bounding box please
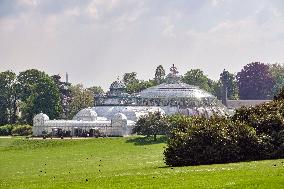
[0,137,283,188]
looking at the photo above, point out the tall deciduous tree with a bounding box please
[123,72,138,85]
[0,71,17,125]
[154,65,165,84]
[182,69,213,93]
[220,70,239,100]
[17,69,46,101]
[52,75,71,119]
[237,62,275,100]
[21,75,62,124]
[67,84,94,119]
[17,69,62,124]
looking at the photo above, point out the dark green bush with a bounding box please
[232,100,284,153]
[232,101,284,135]
[0,125,14,136]
[11,125,32,136]
[164,116,275,166]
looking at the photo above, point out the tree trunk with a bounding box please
[154,134,157,141]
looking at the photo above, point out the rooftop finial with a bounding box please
[66,72,69,83]
[170,64,179,75]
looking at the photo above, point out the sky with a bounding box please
[1,0,284,90]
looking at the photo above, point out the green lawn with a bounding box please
[0,137,283,189]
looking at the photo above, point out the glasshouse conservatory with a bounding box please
[33,65,228,137]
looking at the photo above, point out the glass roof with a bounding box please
[139,64,215,100]
[139,82,214,99]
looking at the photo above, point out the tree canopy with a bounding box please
[67,84,94,119]
[237,62,275,100]
[21,74,62,124]
[182,69,214,93]
[132,111,168,141]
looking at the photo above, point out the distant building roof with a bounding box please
[226,100,271,109]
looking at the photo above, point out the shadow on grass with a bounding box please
[126,135,167,146]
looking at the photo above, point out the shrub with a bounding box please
[232,100,284,154]
[164,116,274,166]
[0,125,14,136]
[11,125,32,136]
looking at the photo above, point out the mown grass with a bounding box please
[0,136,283,189]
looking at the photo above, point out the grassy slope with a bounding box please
[0,137,283,189]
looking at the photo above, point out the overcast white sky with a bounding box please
[1,0,284,90]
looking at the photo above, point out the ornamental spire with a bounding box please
[170,64,179,75]
[165,64,181,84]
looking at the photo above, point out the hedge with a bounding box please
[0,124,32,136]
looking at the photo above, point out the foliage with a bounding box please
[232,100,284,153]
[123,72,138,85]
[274,86,284,100]
[237,62,275,100]
[133,112,168,141]
[182,69,215,93]
[0,125,14,136]
[52,75,72,119]
[0,124,32,136]
[0,71,17,125]
[67,84,94,119]
[269,63,284,97]
[11,125,32,136]
[122,72,156,94]
[17,69,47,101]
[154,65,166,84]
[21,75,62,124]
[220,70,239,100]
[88,86,104,96]
[126,79,156,94]
[164,116,276,166]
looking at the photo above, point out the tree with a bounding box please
[21,75,62,124]
[182,69,213,93]
[132,112,168,141]
[17,69,46,101]
[0,71,17,125]
[88,86,104,96]
[122,72,156,94]
[52,75,72,119]
[123,72,138,85]
[67,84,94,119]
[220,70,239,100]
[268,63,284,97]
[126,80,156,94]
[237,62,275,100]
[154,65,165,84]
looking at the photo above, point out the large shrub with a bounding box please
[232,100,284,151]
[11,125,32,136]
[164,116,275,166]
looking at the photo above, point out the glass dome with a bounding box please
[138,64,223,108]
[73,108,98,121]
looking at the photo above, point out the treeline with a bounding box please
[1,61,283,126]
[0,69,102,126]
[123,62,284,100]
